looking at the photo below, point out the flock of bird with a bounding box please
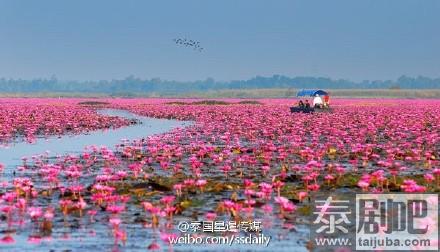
[173,38,203,52]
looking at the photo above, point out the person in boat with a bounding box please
[323,95,330,108]
[313,94,323,108]
[305,100,311,109]
[298,100,305,108]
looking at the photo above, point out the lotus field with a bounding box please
[0,98,439,251]
[0,99,130,144]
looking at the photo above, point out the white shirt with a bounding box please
[313,96,323,106]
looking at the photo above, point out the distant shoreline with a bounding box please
[0,89,439,98]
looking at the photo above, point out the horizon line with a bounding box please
[1,74,440,83]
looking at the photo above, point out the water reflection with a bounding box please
[0,109,190,174]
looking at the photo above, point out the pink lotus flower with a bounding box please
[109,217,121,227]
[424,173,435,182]
[160,196,175,206]
[106,205,125,214]
[44,209,54,220]
[357,180,370,191]
[298,191,308,202]
[401,179,427,192]
[28,207,42,220]
[205,212,217,221]
[147,241,160,250]
[0,235,15,244]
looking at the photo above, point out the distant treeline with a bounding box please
[0,75,439,95]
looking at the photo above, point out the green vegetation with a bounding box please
[78,101,111,106]
[190,100,231,105]
[1,74,439,98]
[1,89,439,98]
[1,75,439,96]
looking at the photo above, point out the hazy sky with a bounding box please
[0,0,439,81]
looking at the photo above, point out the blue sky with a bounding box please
[0,0,439,81]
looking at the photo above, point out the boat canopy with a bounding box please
[296,89,329,97]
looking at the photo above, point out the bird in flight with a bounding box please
[173,38,204,52]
